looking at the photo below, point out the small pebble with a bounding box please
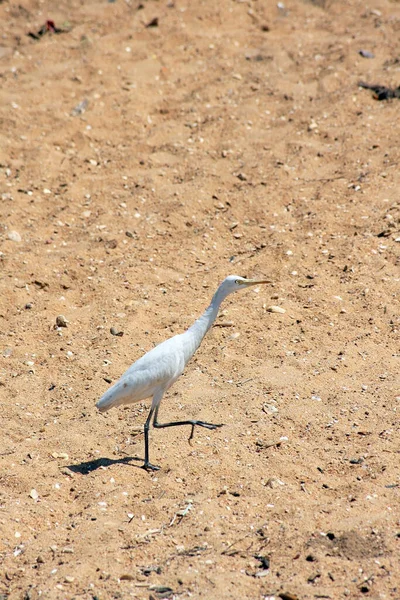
[110,327,124,337]
[265,478,285,489]
[266,305,286,314]
[262,403,278,415]
[56,315,68,328]
[29,489,39,500]
[64,576,75,583]
[359,49,374,58]
[71,98,88,116]
[51,452,69,460]
[8,231,22,242]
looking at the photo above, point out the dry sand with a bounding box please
[0,0,399,598]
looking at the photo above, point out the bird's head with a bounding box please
[220,275,270,295]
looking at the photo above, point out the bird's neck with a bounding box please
[185,285,230,357]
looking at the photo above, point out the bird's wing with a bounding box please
[97,334,186,412]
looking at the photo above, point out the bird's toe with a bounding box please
[142,462,160,472]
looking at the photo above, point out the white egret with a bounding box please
[96,275,270,471]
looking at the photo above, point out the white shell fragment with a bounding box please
[266,305,286,314]
[51,452,69,460]
[8,231,22,242]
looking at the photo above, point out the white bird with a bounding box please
[96,275,270,471]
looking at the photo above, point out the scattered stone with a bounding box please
[34,280,49,289]
[279,592,299,600]
[145,17,159,28]
[110,327,124,337]
[359,49,374,58]
[214,321,234,327]
[8,231,21,242]
[51,452,69,460]
[262,403,278,415]
[256,439,282,450]
[265,478,285,489]
[64,576,75,583]
[56,315,68,328]
[71,99,88,116]
[29,489,39,500]
[349,457,364,465]
[228,332,240,340]
[149,586,174,598]
[266,305,286,314]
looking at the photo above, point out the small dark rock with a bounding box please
[254,555,270,570]
[359,49,374,59]
[306,554,316,562]
[279,593,299,600]
[145,17,159,28]
[349,457,364,465]
[110,327,124,337]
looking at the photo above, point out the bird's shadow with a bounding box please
[67,455,143,475]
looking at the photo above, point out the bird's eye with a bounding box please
[235,279,244,285]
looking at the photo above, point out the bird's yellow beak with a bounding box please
[242,278,271,286]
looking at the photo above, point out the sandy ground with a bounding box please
[0,0,399,598]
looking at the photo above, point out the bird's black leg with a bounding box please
[141,406,160,472]
[152,405,223,444]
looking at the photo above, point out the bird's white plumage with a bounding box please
[96,333,187,412]
[96,275,269,470]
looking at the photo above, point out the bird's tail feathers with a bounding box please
[96,378,132,412]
